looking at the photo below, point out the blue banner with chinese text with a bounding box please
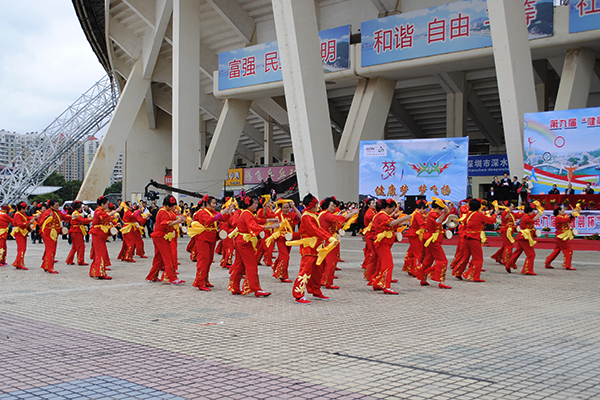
[570,0,600,33]
[468,154,509,176]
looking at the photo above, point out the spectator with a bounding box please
[491,176,500,198]
[564,183,575,195]
[519,178,528,205]
[500,173,511,201]
[511,176,521,204]
[583,182,594,194]
[549,184,560,194]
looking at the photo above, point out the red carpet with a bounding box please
[428,234,600,251]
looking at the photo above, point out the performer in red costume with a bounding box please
[186,202,202,262]
[369,199,410,294]
[89,197,122,279]
[506,203,541,275]
[66,201,91,266]
[288,193,336,304]
[361,199,377,271]
[544,205,577,271]
[255,195,275,267]
[132,205,149,258]
[11,202,36,270]
[450,199,470,278]
[270,200,301,282]
[401,200,428,277]
[319,197,358,289]
[40,199,69,274]
[0,205,13,266]
[228,196,278,297]
[146,195,187,284]
[218,198,236,268]
[190,195,233,291]
[118,202,138,262]
[490,202,523,270]
[419,198,452,289]
[456,199,501,282]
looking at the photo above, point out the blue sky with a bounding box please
[0,1,106,133]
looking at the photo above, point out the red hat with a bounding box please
[1,205,10,212]
[307,196,319,209]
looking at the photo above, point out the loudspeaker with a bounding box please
[404,195,426,215]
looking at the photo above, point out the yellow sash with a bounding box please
[506,227,515,244]
[424,232,440,247]
[50,229,58,241]
[94,224,111,234]
[375,230,394,243]
[164,231,175,241]
[187,221,217,238]
[266,218,293,247]
[11,227,28,237]
[316,239,339,266]
[557,229,574,241]
[0,227,9,236]
[79,225,87,236]
[242,233,258,250]
[520,229,537,247]
[286,236,318,249]
[342,213,358,230]
[120,222,138,234]
[228,227,239,239]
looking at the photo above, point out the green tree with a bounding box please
[104,181,122,195]
[42,171,66,187]
[31,192,61,204]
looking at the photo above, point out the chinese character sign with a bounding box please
[359,138,469,204]
[218,25,350,90]
[361,0,553,67]
[570,0,600,33]
[523,107,600,194]
[243,166,296,185]
[468,154,509,176]
[534,210,600,235]
[225,168,244,186]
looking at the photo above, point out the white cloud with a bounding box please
[0,0,106,133]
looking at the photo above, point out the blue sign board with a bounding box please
[218,25,350,91]
[361,0,553,67]
[570,0,600,33]
[468,154,509,176]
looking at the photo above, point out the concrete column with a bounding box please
[488,0,538,178]
[123,106,172,200]
[199,114,206,165]
[272,0,336,199]
[172,0,200,196]
[336,77,396,161]
[78,58,150,200]
[199,99,251,196]
[264,117,274,165]
[555,48,596,111]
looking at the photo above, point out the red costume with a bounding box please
[191,208,220,290]
[66,210,91,265]
[459,211,497,282]
[506,213,538,275]
[318,210,345,288]
[0,210,13,266]
[132,210,148,257]
[361,208,376,271]
[369,211,397,290]
[218,213,234,268]
[402,210,426,276]
[291,210,332,301]
[40,209,67,273]
[271,208,299,282]
[11,211,30,269]
[146,207,181,283]
[450,204,469,277]
[228,209,267,295]
[490,209,523,266]
[118,209,138,262]
[421,210,448,284]
[255,206,275,266]
[545,214,575,270]
[89,208,113,278]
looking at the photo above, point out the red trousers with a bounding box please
[361,238,374,269]
[146,237,178,282]
[0,235,7,265]
[371,242,394,288]
[193,239,216,288]
[119,232,135,261]
[170,237,178,267]
[450,235,466,277]
[187,236,197,261]
[491,230,513,266]
[403,236,423,275]
[12,233,27,269]
[460,238,484,281]
[66,231,86,265]
[545,238,572,269]
[132,230,145,256]
[89,232,110,277]
[220,237,234,268]
[230,241,264,295]
[422,241,448,283]
[292,254,324,299]
[321,243,340,286]
[40,231,57,272]
[273,238,291,280]
[256,239,273,266]
[507,238,536,274]
[365,240,380,282]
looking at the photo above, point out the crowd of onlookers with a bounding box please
[488,173,596,206]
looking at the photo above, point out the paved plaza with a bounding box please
[1,236,599,400]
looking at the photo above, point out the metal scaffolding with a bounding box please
[0,74,119,204]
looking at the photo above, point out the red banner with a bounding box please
[530,194,600,210]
